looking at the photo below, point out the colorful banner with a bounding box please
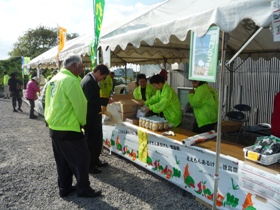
[89,0,105,69]
[58,26,67,52]
[21,57,30,75]
[189,26,220,82]
[103,124,279,209]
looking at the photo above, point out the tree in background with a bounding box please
[8,25,79,59]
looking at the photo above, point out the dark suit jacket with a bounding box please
[81,73,108,125]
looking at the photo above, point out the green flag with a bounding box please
[21,57,30,76]
[89,0,105,69]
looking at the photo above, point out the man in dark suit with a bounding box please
[81,64,110,174]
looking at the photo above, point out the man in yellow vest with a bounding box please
[3,71,10,99]
[99,71,114,113]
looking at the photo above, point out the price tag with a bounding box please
[247,151,259,161]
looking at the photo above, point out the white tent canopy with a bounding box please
[99,0,280,65]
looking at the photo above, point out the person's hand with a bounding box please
[144,106,150,113]
[189,88,195,94]
[108,97,114,104]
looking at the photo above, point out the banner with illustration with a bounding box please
[189,26,219,83]
[89,0,105,69]
[102,124,278,209]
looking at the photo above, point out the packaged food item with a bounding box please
[262,143,280,155]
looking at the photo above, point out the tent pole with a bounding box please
[226,27,263,66]
[212,31,227,210]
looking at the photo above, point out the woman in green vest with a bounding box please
[133,74,156,101]
[145,74,182,127]
[188,80,218,133]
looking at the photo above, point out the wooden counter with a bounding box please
[145,125,280,174]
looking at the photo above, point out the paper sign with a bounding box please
[247,151,259,161]
[138,128,148,163]
[238,161,280,207]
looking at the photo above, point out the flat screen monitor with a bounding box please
[177,87,193,110]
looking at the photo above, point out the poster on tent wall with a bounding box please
[189,26,219,83]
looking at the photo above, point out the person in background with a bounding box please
[44,54,101,198]
[8,72,23,112]
[188,80,218,134]
[133,73,156,101]
[99,71,114,113]
[81,64,110,174]
[3,71,10,99]
[25,77,41,119]
[46,70,57,82]
[29,70,36,81]
[144,74,182,127]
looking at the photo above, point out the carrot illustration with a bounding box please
[184,164,190,179]
[166,168,172,179]
[116,135,120,146]
[216,193,224,207]
[242,193,254,210]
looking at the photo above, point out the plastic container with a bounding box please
[152,121,160,131]
[243,145,280,166]
[158,121,163,130]
[163,120,169,130]
[145,119,150,129]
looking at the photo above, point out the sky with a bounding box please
[0,0,165,60]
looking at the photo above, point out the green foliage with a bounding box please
[0,57,22,90]
[9,25,79,60]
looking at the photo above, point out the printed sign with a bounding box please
[189,26,219,82]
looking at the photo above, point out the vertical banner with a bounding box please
[58,26,67,52]
[89,0,105,69]
[272,0,280,42]
[189,26,220,82]
[21,57,30,76]
[56,26,67,62]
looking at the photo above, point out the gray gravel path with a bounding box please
[0,98,209,210]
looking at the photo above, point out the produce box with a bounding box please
[125,117,139,126]
[243,145,280,166]
[110,94,134,102]
[118,99,144,113]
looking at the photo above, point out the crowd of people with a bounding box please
[2,53,221,199]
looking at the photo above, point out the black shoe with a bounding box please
[30,115,38,119]
[89,166,102,174]
[77,188,102,198]
[95,160,108,167]
[59,186,76,198]
[18,108,23,112]
[13,109,18,112]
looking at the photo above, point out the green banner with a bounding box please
[89,0,105,69]
[21,57,30,75]
[189,26,220,83]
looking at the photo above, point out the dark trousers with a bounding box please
[50,129,91,194]
[11,91,22,109]
[192,121,216,134]
[85,114,103,168]
[28,99,35,117]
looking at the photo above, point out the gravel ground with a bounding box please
[0,98,209,210]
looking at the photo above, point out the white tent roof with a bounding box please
[99,0,280,65]
[23,33,95,69]
[25,0,280,68]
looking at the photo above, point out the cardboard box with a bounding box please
[220,120,242,133]
[111,94,134,102]
[118,99,144,113]
[125,117,139,126]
